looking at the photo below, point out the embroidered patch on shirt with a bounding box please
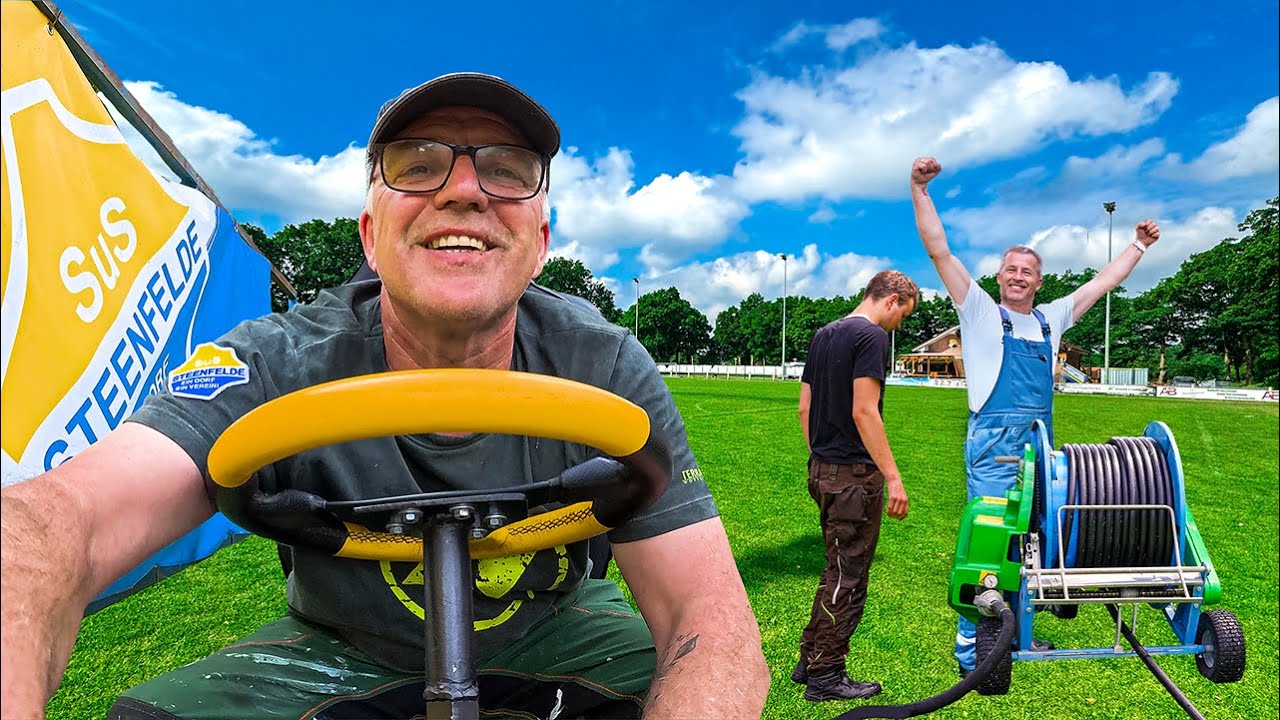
[168,342,250,400]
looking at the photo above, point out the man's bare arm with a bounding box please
[1071,220,1161,323]
[614,518,769,719]
[911,157,972,305]
[1,423,213,717]
[852,377,908,520]
[799,382,812,451]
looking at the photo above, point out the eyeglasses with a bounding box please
[373,139,548,200]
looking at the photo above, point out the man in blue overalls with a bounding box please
[909,157,1163,675]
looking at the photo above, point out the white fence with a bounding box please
[654,366,1278,403]
[885,376,1277,402]
[656,363,803,380]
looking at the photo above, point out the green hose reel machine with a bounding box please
[948,420,1246,700]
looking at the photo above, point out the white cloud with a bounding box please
[731,40,1178,203]
[549,147,750,265]
[824,19,887,51]
[929,107,1268,290]
[768,18,890,53]
[116,79,752,261]
[1159,96,1279,182]
[96,29,1263,321]
[121,81,366,224]
[808,205,837,223]
[112,81,750,263]
[612,244,890,321]
[1059,139,1167,183]
[773,21,816,52]
[773,18,886,53]
[545,240,619,274]
[971,205,1240,293]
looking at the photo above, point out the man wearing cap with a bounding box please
[1,73,769,720]
[909,156,1161,678]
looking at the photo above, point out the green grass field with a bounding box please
[51,381,1278,719]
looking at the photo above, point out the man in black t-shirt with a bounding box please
[793,270,918,702]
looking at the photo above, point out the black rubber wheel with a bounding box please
[1196,609,1246,683]
[974,616,1012,695]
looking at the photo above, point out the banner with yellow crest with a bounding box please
[2,1,275,610]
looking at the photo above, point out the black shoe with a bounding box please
[791,659,808,684]
[804,671,882,702]
[959,664,973,680]
[1031,638,1055,651]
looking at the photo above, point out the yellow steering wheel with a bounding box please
[207,369,672,560]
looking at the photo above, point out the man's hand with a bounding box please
[911,157,942,188]
[1071,218,1163,322]
[1135,219,1161,247]
[910,155,972,303]
[885,476,909,520]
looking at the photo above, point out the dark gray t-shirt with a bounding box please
[129,280,717,670]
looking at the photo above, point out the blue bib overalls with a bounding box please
[955,306,1054,670]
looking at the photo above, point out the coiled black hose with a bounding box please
[1061,438,1174,568]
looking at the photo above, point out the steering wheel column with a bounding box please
[423,510,479,719]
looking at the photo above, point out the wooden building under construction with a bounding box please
[896,327,965,378]
[896,326,1089,382]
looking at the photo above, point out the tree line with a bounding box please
[245,197,1277,387]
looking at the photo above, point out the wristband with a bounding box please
[1131,240,1147,254]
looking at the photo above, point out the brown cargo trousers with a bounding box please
[799,459,886,677]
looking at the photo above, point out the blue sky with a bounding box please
[63,0,1279,320]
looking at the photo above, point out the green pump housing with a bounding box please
[948,443,1035,624]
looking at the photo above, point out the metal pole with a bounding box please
[779,254,787,373]
[1103,202,1116,384]
[632,278,640,343]
[422,512,480,720]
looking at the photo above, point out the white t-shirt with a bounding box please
[955,279,1075,413]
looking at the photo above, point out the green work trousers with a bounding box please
[107,579,653,720]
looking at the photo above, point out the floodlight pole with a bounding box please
[632,278,640,345]
[1103,202,1116,384]
[779,254,788,375]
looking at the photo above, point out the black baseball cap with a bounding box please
[367,72,560,158]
